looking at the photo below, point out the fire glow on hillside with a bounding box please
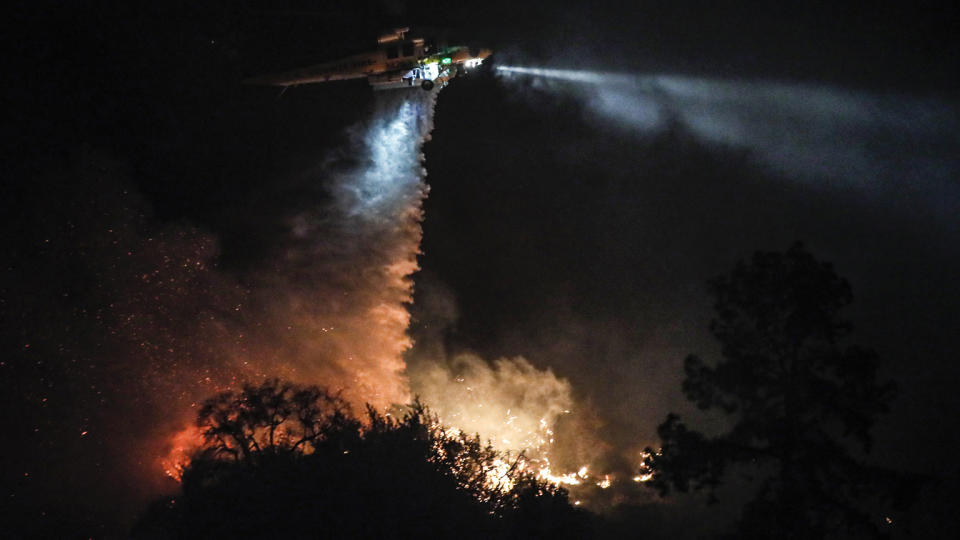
[148,89,656,504]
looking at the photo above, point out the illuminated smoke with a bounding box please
[409,352,629,497]
[497,66,960,221]
[239,91,438,410]
[156,90,439,476]
[412,354,573,452]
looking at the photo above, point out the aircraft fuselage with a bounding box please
[245,28,491,91]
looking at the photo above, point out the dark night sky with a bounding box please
[3,0,958,535]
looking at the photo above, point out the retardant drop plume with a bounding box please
[497,66,960,223]
[243,91,438,408]
[159,89,441,476]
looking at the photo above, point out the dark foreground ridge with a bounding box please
[132,381,589,539]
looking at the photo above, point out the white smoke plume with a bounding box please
[236,90,439,411]
[155,89,440,478]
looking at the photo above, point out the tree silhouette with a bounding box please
[644,243,910,539]
[134,380,589,539]
[194,379,360,462]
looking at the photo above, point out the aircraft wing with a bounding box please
[244,53,388,87]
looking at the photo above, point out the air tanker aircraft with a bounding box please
[245,27,492,91]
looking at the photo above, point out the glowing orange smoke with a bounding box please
[150,92,440,485]
[160,424,204,481]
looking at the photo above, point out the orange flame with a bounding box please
[160,425,204,481]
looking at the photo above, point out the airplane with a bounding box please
[245,27,492,92]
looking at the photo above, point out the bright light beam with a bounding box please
[497,65,960,224]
